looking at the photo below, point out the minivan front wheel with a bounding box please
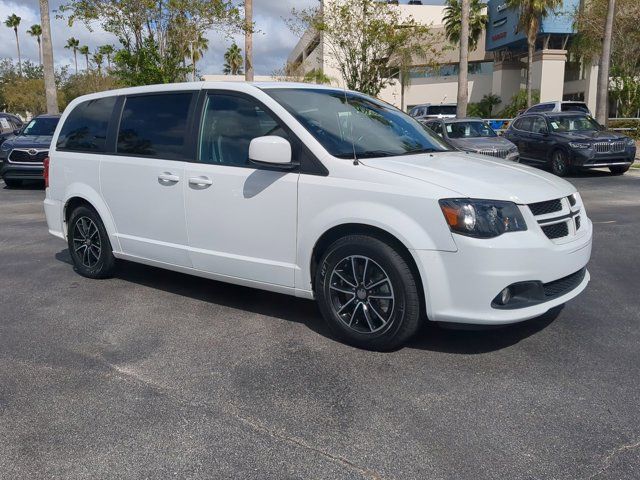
[67,205,115,279]
[315,235,422,351]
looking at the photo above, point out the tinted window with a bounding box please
[199,94,289,167]
[548,115,600,132]
[57,97,116,152]
[426,105,457,116]
[22,117,59,136]
[267,88,451,159]
[561,103,589,113]
[531,117,548,134]
[446,121,497,138]
[428,122,443,136]
[117,93,193,159]
[513,117,532,131]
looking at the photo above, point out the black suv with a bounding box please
[503,112,636,176]
[0,114,60,187]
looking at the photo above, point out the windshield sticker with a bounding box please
[0,118,9,129]
[550,122,559,129]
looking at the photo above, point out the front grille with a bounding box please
[477,148,510,159]
[8,150,48,163]
[594,141,626,154]
[541,222,569,239]
[543,268,586,298]
[529,199,562,216]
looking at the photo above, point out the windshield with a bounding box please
[21,117,59,136]
[548,115,601,132]
[445,121,497,139]
[266,88,451,159]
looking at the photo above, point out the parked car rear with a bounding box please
[523,101,591,116]
[409,103,457,121]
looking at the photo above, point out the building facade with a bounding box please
[287,0,599,114]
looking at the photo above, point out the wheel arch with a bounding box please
[62,184,120,252]
[309,223,426,316]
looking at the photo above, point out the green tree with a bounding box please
[79,45,90,71]
[98,44,114,70]
[4,14,22,76]
[62,71,121,103]
[27,24,43,65]
[443,0,488,114]
[189,33,209,81]
[60,0,241,86]
[288,0,440,98]
[443,0,488,51]
[468,94,502,118]
[573,0,640,118]
[303,68,331,85]
[245,0,253,81]
[92,52,104,75]
[223,42,244,75]
[507,0,562,108]
[65,37,80,74]
[499,89,541,117]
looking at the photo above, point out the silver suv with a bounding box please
[523,101,591,116]
[409,103,457,121]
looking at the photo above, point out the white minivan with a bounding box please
[44,82,592,350]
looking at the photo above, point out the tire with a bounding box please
[3,178,22,188]
[609,165,630,175]
[67,205,116,279]
[315,235,422,351]
[550,149,571,177]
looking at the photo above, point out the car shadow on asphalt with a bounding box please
[2,180,45,190]
[55,249,559,354]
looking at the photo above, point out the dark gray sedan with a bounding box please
[423,118,519,162]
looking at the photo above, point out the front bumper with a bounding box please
[570,147,635,168]
[413,216,592,325]
[0,161,44,180]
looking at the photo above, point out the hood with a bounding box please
[361,151,576,204]
[4,135,53,150]
[555,130,627,141]
[448,136,516,152]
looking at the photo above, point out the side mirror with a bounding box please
[13,129,20,135]
[249,136,293,168]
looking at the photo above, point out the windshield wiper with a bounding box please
[400,148,437,155]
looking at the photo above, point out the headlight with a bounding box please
[439,199,527,238]
[0,142,10,151]
[625,138,636,147]
[568,142,591,149]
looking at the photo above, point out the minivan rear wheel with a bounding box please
[315,235,422,351]
[67,205,116,279]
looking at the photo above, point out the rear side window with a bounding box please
[117,93,193,160]
[561,103,589,113]
[57,97,116,152]
[513,117,533,131]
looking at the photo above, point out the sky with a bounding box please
[0,0,445,75]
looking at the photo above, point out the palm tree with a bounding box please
[443,0,488,117]
[189,34,209,81]
[4,14,22,76]
[99,44,114,70]
[39,0,58,114]
[27,24,42,65]
[65,37,80,74]
[79,45,90,71]
[443,0,488,51]
[596,0,616,125]
[92,52,104,75]
[507,0,562,108]
[244,0,253,81]
[223,43,244,75]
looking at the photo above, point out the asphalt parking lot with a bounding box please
[1,169,639,480]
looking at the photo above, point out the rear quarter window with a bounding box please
[117,93,193,160]
[57,97,116,152]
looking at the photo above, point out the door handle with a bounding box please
[158,172,180,183]
[188,176,213,187]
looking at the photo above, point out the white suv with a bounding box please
[44,82,592,350]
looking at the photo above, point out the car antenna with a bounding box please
[344,83,359,165]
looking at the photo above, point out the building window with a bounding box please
[409,61,493,79]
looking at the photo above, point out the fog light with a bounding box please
[499,287,512,305]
